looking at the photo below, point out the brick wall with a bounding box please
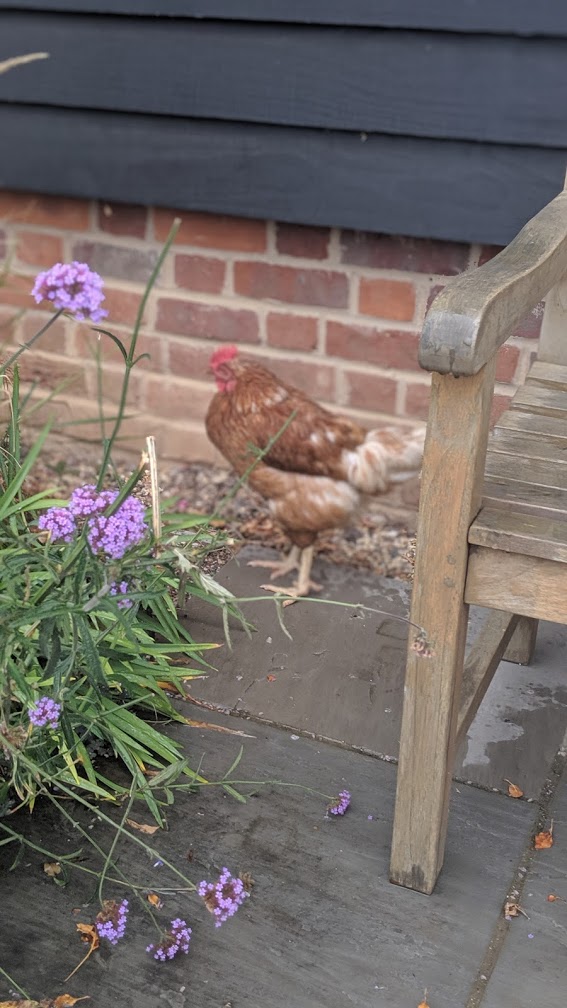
[0,190,542,467]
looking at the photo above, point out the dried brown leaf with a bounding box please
[417,990,429,1008]
[126,818,160,835]
[547,893,562,902]
[504,900,529,920]
[266,674,277,682]
[504,779,524,799]
[534,825,554,850]
[43,861,61,877]
[147,892,163,908]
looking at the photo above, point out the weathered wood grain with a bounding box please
[496,409,567,440]
[465,547,567,622]
[485,453,567,491]
[2,12,567,145]
[510,383,567,418]
[488,427,567,462]
[419,191,567,375]
[482,478,567,519]
[503,615,539,664]
[537,278,567,365]
[390,362,496,894]
[470,507,567,562]
[456,611,519,746]
[0,104,564,244]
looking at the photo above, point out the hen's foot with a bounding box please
[260,578,322,607]
[247,545,301,581]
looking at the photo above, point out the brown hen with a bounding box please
[205,345,424,599]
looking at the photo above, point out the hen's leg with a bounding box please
[247,544,301,579]
[260,545,322,604]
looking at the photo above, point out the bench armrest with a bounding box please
[419,190,567,376]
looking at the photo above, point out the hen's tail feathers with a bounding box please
[345,425,426,494]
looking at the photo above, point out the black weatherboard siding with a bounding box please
[0,3,566,244]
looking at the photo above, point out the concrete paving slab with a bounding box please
[184,547,567,798]
[482,749,567,1008]
[0,714,534,1008]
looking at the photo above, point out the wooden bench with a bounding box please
[389,181,567,894]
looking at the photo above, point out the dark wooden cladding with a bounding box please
[0,104,563,245]
[2,13,567,146]
[3,0,567,35]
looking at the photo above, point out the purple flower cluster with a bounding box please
[87,495,147,560]
[69,484,116,518]
[110,580,132,609]
[328,790,351,816]
[96,899,129,945]
[31,261,107,323]
[37,506,76,543]
[29,696,61,729]
[198,868,249,928]
[146,918,192,961]
[38,484,147,559]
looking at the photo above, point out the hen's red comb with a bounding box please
[209,344,238,369]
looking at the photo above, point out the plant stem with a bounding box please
[0,964,29,999]
[1,308,65,373]
[96,219,180,487]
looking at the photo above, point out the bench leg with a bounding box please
[390,363,496,894]
[503,616,538,665]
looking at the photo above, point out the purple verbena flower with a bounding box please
[327,790,351,816]
[87,495,147,559]
[110,580,132,609]
[146,918,192,961]
[31,261,107,323]
[198,868,249,928]
[96,899,129,945]
[29,696,61,729]
[37,506,76,543]
[69,484,117,519]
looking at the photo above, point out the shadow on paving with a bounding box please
[1,716,535,1008]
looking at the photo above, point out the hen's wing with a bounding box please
[228,361,365,480]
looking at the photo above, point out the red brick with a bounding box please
[72,240,158,284]
[154,209,266,252]
[251,353,336,402]
[1,273,37,308]
[19,311,70,355]
[358,277,416,322]
[342,370,397,412]
[174,254,225,294]
[0,190,89,230]
[495,344,521,384]
[102,286,147,328]
[73,327,162,372]
[156,298,259,344]
[327,321,420,371]
[0,229,5,259]
[267,312,318,352]
[97,202,148,239]
[166,339,217,383]
[404,381,431,420]
[275,223,330,260]
[18,352,87,396]
[84,364,143,407]
[341,231,469,276]
[144,375,213,422]
[234,261,348,308]
[514,303,544,340]
[16,230,64,269]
